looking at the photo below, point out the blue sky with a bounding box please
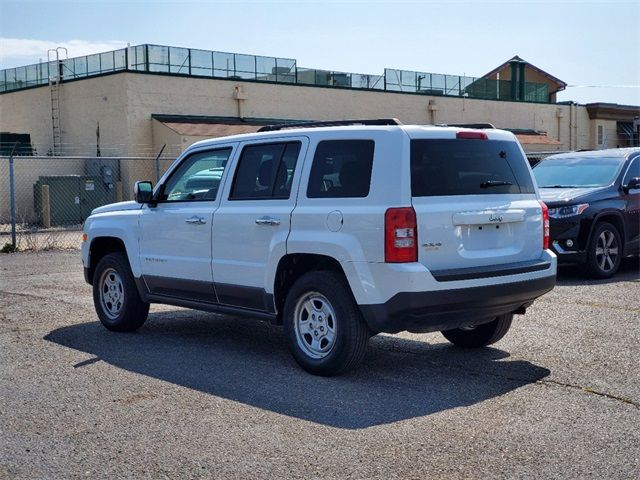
[1,0,638,105]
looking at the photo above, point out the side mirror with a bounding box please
[623,177,640,194]
[134,181,154,203]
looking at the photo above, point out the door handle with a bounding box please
[185,216,207,225]
[255,216,281,226]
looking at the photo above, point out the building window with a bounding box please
[597,125,604,145]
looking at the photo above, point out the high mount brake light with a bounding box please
[456,131,488,140]
[385,207,418,263]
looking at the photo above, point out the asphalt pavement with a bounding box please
[1,251,638,479]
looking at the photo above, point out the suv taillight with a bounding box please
[385,207,417,263]
[539,200,550,249]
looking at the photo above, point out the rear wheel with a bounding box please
[92,252,149,332]
[586,222,622,279]
[283,271,369,376]
[441,314,513,348]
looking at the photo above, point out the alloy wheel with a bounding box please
[595,229,619,273]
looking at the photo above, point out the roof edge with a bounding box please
[482,55,567,90]
[151,114,308,125]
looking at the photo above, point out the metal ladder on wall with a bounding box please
[47,47,68,156]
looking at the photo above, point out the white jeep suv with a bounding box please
[82,119,556,376]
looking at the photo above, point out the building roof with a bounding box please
[153,115,568,146]
[515,134,562,146]
[585,103,640,121]
[161,122,261,137]
[482,55,567,90]
[151,114,301,137]
[504,128,562,146]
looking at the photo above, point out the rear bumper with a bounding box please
[359,274,555,334]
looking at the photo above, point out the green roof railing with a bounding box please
[0,44,549,103]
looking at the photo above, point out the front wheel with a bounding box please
[441,314,513,348]
[92,252,149,332]
[586,222,622,279]
[283,271,370,376]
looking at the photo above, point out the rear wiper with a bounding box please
[480,180,513,188]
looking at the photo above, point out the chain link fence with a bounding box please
[0,149,572,252]
[0,154,173,251]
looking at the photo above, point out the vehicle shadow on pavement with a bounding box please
[45,314,550,430]
[556,256,640,286]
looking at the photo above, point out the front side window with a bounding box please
[162,148,232,202]
[307,140,375,198]
[229,142,301,200]
[533,156,626,188]
[623,157,639,186]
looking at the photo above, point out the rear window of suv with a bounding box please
[411,139,535,196]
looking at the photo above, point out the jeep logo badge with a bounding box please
[489,214,504,223]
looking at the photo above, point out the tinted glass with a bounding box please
[411,139,535,196]
[162,148,231,202]
[230,142,301,200]
[307,140,375,198]
[533,156,626,188]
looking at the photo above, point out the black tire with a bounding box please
[92,252,149,332]
[586,222,623,279]
[441,314,513,348]
[283,271,370,376]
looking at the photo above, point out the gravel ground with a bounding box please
[1,251,639,479]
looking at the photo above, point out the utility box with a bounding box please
[34,176,115,226]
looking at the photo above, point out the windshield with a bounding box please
[533,156,624,188]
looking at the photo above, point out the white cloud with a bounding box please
[0,38,129,67]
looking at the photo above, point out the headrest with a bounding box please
[258,159,274,187]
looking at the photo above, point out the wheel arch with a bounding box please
[87,236,128,285]
[588,211,626,249]
[273,253,351,323]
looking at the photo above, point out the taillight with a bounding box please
[456,130,488,140]
[385,207,417,263]
[539,200,549,249]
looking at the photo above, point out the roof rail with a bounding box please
[436,123,496,129]
[257,118,403,132]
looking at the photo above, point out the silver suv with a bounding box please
[82,119,557,375]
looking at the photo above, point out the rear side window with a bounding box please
[411,139,535,196]
[230,142,301,200]
[307,140,375,198]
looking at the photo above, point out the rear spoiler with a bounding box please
[435,123,496,129]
